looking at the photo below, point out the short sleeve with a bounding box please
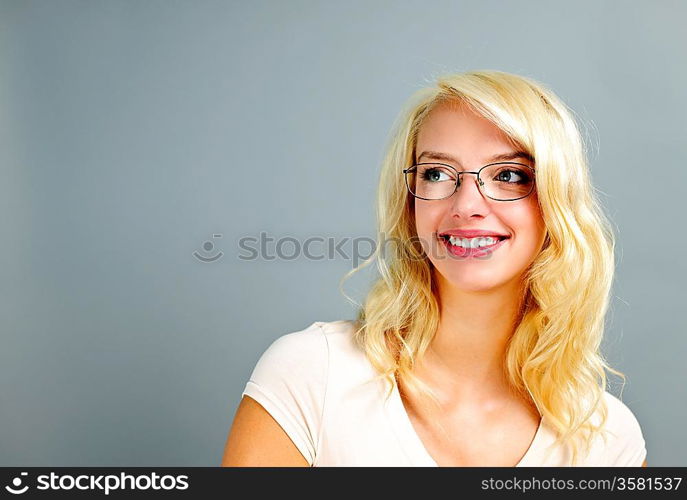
[603,393,648,466]
[241,321,329,465]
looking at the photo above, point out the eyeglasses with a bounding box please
[403,162,536,202]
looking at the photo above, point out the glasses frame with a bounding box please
[403,161,536,202]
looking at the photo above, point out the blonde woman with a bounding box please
[221,70,648,467]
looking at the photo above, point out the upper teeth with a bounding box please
[447,236,500,248]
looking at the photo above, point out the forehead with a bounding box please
[416,100,517,153]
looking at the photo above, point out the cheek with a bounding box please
[495,201,545,240]
[413,202,444,253]
[510,202,546,250]
[414,202,438,235]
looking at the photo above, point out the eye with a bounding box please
[419,165,455,183]
[493,167,531,184]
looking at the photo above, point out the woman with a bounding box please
[221,70,648,467]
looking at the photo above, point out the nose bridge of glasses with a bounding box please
[456,170,483,190]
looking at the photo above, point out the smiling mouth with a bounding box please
[438,234,510,258]
[439,234,509,246]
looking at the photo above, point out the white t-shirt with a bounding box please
[242,320,647,467]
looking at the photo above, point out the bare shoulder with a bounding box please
[220,395,309,467]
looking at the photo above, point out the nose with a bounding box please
[448,172,491,218]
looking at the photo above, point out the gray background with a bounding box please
[1,0,685,466]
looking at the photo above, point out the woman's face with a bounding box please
[413,100,547,293]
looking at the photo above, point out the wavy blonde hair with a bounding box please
[340,70,624,465]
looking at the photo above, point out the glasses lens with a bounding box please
[480,163,534,201]
[406,163,458,199]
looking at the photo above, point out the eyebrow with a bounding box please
[417,149,535,165]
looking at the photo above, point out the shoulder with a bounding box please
[252,319,358,364]
[256,321,329,364]
[240,320,355,464]
[597,391,647,466]
[316,319,362,351]
[246,322,329,390]
[246,319,360,392]
[601,391,644,437]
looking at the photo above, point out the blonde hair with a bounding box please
[340,70,624,465]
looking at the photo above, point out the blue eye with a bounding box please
[420,166,454,183]
[494,168,530,184]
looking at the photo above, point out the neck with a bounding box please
[417,270,527,404]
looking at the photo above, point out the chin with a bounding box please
[447,280,503,293]
[434,268,506,293]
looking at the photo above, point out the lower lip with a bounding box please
[440,236,509,259]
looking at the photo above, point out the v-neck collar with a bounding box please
[384,375,544,467]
